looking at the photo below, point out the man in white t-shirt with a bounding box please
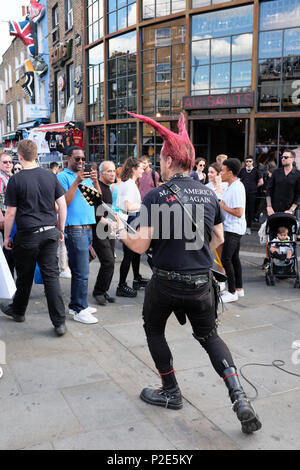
[220,158,246,303]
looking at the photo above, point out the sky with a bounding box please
[0,0,26,64]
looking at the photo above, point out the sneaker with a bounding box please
[221,291,238,303]
[116,283,137,298]
[140,386,183,410]
[59,269,71,279]
[237,289,245,297]
[73,308,98,324]
[69,306,97,316]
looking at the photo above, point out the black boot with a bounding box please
[223,367,262,434]
[140,369,183,410]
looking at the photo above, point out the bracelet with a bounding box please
[116,227,125,236]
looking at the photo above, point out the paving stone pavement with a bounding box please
[0,232,300,451]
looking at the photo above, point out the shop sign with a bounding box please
[182,92,254,110]
[51,39,73,66]
[25,104,50,120]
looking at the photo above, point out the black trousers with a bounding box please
[221,231,243,294]
[142,274,234,377]
[92,225,115,296]
[119,243,141,285]
[11,228,66,327]
[245,192,257,229]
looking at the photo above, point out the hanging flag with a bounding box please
[9,20,35,57]
[28,0,45,23]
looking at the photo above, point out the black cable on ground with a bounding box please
[239,360,300,401]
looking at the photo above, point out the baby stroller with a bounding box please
[265,212,299,287]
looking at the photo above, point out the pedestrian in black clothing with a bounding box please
[0,139,67,337]
[92,160,116,306]
[262,149,300,268]
[239,156,263,234]
[115,111,262,435]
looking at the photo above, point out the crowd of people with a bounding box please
[1,121,300,435]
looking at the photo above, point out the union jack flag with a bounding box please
[9,20,35,57]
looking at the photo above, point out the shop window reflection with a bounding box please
[142,19,185,116]
[87,0,103,44]
[258,1,300,112]
[107,0,136,34]
[108,31,137,119]
[142,0,185,20]
[108,123,136,165]
[191,5,253,96]
[88,126,104,162]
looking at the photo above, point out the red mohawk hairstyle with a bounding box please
[126,111,195,171]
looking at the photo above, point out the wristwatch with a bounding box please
[289,207,295,213]
[116,227,125,236]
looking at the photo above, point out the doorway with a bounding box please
[192,118,249,164]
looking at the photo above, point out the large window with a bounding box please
[87,0,104,44]
[65,0,73,31]
[191,5,253,96]
[107,31,137,119]
[87,44,105,121]
[107,0,136,34]
[88,126,105,161]
[108,122,136,164]
[142,121,179,168]
[142,19,185,116]
[256,118,300,167]
[142,0,185,20]
[192,0,235,9]
[52,4,59,44]
[258,0,300,112]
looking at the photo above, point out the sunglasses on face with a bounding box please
[198,163,205,167]
[281,155,292,159]
[2,160,12,164]
[74,156,86,162]
[245,160,253,163]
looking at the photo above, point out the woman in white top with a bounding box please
[116,157,148,297]
[206,162,228,200]
[206,162,228,284]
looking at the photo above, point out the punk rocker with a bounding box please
[115,112,262,435]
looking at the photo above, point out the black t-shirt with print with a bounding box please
[5,167,65,232]
[139,175,223,274]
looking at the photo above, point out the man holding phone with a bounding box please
[57,146,101,324]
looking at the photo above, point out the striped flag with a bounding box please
[9,20,35,57]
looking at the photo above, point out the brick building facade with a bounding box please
[1,38,28,149]
[47,0,85,125]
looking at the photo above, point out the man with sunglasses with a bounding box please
[239,156,263,235]
[262,150,300,269]
[266,150,300,216]
[0,152,14,274]
[57,146,100,325]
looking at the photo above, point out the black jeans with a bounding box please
[12,228,66,327]
[119,244,141,285]
[221,231,243,294]
[92,225,115,295]
[119,214,141,286]
[245,192,257,229]
[142,274,234,377]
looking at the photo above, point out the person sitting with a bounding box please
[270,226,293,265]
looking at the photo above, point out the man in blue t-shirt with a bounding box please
[57,146,100,325]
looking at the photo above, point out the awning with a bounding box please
[34,121,74,132]
[2,132,17,141]
[17,119,50,130]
